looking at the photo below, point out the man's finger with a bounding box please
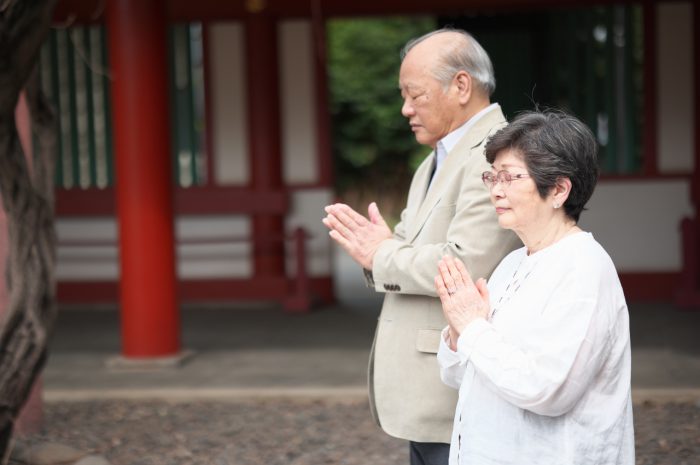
[325,214,355,240]
[333,204,370,229]
[329,229,353,251]
[326,206,361,232]
[321,216,334,231]
[368,202,389,229]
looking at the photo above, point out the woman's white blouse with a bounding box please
[438,232,634,465]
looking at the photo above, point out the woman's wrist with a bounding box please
[448,327,460,351]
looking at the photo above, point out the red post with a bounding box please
[676,2,700,308]
[284,227,311,313]
[694,1,700,214]
[642,0,658,176]
[107,0,180,356]
[245,13,286,277]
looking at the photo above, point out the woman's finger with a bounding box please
[438,258,458,294]
[443,256,466,289]
[475,278,489,302]
[435,275,454,310]
[454,259,474,286]
[435,274,447,298]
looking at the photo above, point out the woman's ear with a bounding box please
[552,177,572,209]
[454,71,472,104]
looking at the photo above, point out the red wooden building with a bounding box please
[13,0,700,359]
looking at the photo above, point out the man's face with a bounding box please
[399,52,459,148]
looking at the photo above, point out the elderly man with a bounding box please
[323,29,520,465]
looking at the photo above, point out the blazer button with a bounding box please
[396,285,401,291]
[384,284,389,290]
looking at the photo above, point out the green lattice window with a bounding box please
[442,4,645,174]
[39,23,207,189]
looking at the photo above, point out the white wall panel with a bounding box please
[176,215,251,278]
[657,3,694,173]
[209,23,249,185]
[285,189,334,276]
[56,217,118,280]
[579,179,693,271]
[279,20,319,184]
[56,215,252,280]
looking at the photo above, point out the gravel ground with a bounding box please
[13,398,700,465]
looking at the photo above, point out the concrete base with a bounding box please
[105,350,195,371]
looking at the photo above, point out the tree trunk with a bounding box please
[0,0,58,458]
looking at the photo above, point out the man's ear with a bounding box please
[454,71,472,104]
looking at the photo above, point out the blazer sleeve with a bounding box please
[370,146,520,296]
[361,182,412,289]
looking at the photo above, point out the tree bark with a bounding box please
[0,0,58,458]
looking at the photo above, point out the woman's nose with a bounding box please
[490,182,506,198]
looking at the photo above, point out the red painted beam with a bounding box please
[175,187,289,215]
[56,274,670,305]
[55,187,289,216]
[55,0,657,23]
[57,278,294,302]
[55,188,115,216]
[164,0,660,21]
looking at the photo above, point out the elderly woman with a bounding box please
[434,110,634,465]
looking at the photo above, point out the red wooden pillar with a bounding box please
[692,1,700,300]
[694,2,700,225]
[245,13,286,277]
[311,12,336,305]
[107,0,180,356]
[677,2,700,308]
[311,11,334,188]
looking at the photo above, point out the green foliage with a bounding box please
[327,17,436,204]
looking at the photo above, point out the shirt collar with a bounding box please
[436,103,500,169]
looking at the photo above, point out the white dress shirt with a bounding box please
[438,232,635,465]
[429,103,501,190]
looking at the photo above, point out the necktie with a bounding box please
[427,144,445,192]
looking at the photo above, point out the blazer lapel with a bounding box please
[406,106,507,243]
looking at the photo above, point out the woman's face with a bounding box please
[487,149,555,233]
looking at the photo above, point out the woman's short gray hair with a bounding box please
[401,28,496,96]
[484,110,600,222]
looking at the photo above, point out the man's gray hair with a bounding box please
[401,28,496,96]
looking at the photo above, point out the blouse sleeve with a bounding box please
[437,326,466,390]
[457,288,615,417]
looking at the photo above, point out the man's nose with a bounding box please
[401,99,414,117]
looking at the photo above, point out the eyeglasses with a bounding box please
[481,170,531,189]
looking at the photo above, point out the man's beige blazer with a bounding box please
[365,105,521,443]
